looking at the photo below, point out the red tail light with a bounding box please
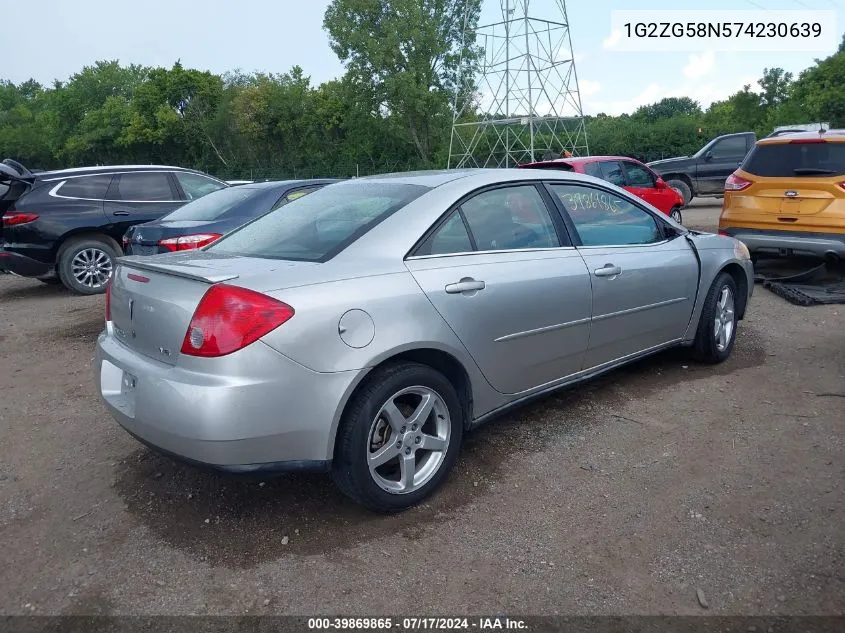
[724,173,752,191]
[158,233,222,252]
[2,212,39,227]
[105,280,112,322]
[180,284,294,358]
[718,230,729,236]
[839,182,845,190]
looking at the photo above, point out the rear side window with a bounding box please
[624,162,656,187]
[583,162,603,179]
[56,175,113,199]
[109,173,175,202]
[208,182,429,262]
[598,161,626,186]
[161,186,261,221]
[742,142,845,177]
[176,172,226,200]
[271,186,322,210]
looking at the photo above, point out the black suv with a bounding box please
[0,160,227,294]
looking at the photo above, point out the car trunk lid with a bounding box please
[741,177,844,216]
[108,252,321,365]
[123,220,225,256]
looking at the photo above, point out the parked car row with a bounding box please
[0,160,337,294]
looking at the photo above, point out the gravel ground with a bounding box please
[0,201,843,616]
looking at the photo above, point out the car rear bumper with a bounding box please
[0,246,53,277]
[95,329,363,469]
[721,228,845,260]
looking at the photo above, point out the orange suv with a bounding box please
[718,130,845,262]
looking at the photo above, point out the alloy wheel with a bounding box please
[367,386,451,494]
[71,247,113,289]
[714,286,735,352]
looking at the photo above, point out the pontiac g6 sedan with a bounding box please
[95,169,754,513]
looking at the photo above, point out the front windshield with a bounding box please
[162,186,261,222]
[207,181,430,261]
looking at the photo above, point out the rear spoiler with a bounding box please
[0,159,36,185]
[116,255,240,284]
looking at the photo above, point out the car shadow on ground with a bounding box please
[0,278,72,301]
[112,329,767,569]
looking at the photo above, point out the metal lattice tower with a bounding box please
[448,0,589,168]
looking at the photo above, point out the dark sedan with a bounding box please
[123,179,340,255]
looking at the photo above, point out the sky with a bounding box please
[1,0,842,117]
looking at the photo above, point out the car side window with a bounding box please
[272,186,320,210]
[711,136,748,159]
[583,162,603,179]
[623,162,656,187]
[598,161,626,187]
[176,172,226,200]
[549,183,663,247]
[461,185,561,252]
[56,175,113,200]
[110,173,175,202]
[416,211,474,256]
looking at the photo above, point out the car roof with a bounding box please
[352,169,485,188]
[758,130,845,145]
[35,164,219,181]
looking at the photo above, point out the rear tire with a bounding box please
[667,179,692,207]
[692,272,738,364]
[331,362,463,513]
[57,236,120,295]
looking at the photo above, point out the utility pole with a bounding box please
[448,0,589,168]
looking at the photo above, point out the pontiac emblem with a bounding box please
[784,190,799,198]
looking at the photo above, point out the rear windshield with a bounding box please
[742,142,845,177]
[207,182,429,262]
[162,186,261,221]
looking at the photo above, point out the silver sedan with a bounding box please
[95,169,754,512]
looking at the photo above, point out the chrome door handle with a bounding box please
[113,211,131,216]
[445,279,486,294]
[594,264,622,277]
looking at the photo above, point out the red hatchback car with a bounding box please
[519,156,686,223]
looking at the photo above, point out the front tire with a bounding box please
[692,272,738,364]
[667,179,692,207]
[332,362,463,513]
[57,236,119,295]
[669,207,683,224]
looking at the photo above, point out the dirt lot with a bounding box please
[0,200,843,616]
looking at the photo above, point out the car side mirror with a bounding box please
[703,150,714,162]
[655,178,667,189]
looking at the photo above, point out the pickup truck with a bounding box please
[647,132,756,206]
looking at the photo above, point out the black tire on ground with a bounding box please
[331,361,464,513]
[57,236,120,296]
[669,206,683,224]
[692,271,739,364]
[667,179,692,206]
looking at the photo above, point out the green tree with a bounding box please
[323,0,482,166]
[633,97,701,122]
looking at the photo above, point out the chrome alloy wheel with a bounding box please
[367,386,451,494]
[71,247,113,289]
[714,286,735,352]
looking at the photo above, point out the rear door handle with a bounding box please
[113,211,131,216]
[594,264,622,277]
[445,279,486,294]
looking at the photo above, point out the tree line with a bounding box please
[1,0,843,180]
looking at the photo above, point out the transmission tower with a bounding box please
[448,0,589,168]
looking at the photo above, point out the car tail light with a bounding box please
[122,235,130,248]
[724,173,752,191]
[105,280,112,322]
[839,182,845,190]
[158,233,222,252]
[718,230,729,236]
[1,212,39,227]
[180,284,294,358]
